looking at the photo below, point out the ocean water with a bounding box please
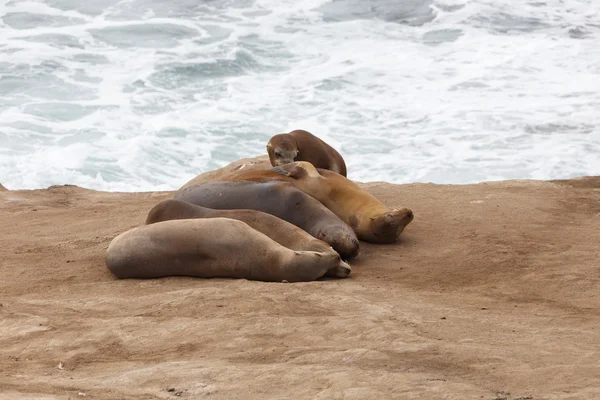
[0,0,599,191]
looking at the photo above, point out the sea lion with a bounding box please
[178,155,272,193]
[198,162,414,244]
[174,181,359,259]
[106,218,349,282]
[145,199,351,277]
[267,130,347,177]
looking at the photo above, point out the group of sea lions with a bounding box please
[105,129,414,282]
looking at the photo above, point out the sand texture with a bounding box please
[1,157,600,399]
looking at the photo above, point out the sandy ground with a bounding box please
[1,157,600,400]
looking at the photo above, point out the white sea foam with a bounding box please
[0,0,599,191]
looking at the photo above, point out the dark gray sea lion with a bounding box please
[174,181,359,259]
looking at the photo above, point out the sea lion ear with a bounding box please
[271,163,307,179]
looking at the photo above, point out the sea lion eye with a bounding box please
[275,151,282,157]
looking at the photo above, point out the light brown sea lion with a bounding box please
[199,162,414,244]
[174,181,359,259]
[178,155,272,193]
[145,199,351,277]
[106,218,350,282]
[267,129,347,177]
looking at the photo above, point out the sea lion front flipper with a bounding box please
[271,163,308,180]
[271,162,320,180]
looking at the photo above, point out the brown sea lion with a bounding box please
[145,199,351,277]
[178,155,272,193]
[197,161,414,244]
[267,129,347,177]
[106,218,349,282]
[174,181,359,259]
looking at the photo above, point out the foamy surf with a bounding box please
[0,0,599,191]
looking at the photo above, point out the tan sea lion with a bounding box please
[145,199,351,277]
[106,218,350,282]
[178,155,272,193]
[174,181,359,259]
[199,162,414,244]
[267,129,347,177]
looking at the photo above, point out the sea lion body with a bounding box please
[173,181,359,259]
[312,167,414,243]
[267,130,347,177]
[203,162,414,244]
[145,200,351,277]
[178,155,272,193]
[106,218,348,282]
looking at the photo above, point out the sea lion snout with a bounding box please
[324,253,352,278]
[267,134,299,166]
[334,260,352,278]
[270,149,298,166]
[385,208,414,222]
[337,234,360,259]
[367,209,414,244]
[323,228,359,259]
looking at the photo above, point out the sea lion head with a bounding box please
[267,134,299,166]
[302,239,352,279]
[367,208,414,244]
[317,226,360,259]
